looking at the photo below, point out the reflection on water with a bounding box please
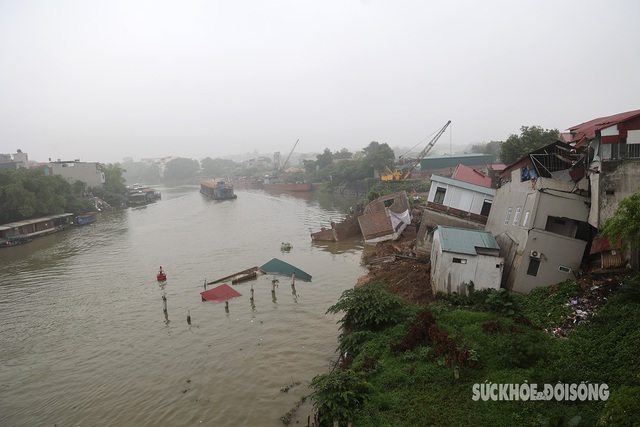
[0,186,366,427]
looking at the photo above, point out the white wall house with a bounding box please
[44,161,105,189]
[427,175,495,217]
[485,141,593,294]
[430,225,503,295]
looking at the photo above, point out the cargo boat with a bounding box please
[200,180,237,200]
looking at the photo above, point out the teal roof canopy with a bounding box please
[436,226,500,256]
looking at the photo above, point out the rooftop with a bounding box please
[436,225,500,256]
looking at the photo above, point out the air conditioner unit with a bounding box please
[530,250,541,259]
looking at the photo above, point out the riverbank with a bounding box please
[293,230,640,426]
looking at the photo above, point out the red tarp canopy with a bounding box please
[200,283,242,302]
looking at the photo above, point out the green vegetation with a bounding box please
[601,188,640,252]
[500,125,560,165]
[310,278,640,426]
[0,163,129,223]
[0,167,95,223]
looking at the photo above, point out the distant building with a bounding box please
[417,153,494,178]
[430,225,503,295]
[44,160,105,188]
[0,150,29,170]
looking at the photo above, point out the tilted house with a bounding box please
[566,109,640,269]
[422,174,495,229]
[430,226,503,295]
[484,141,595,294]
[416,174,495,254]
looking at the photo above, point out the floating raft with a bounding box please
[200,283,242,302]
[259,258,312,282]
[207,266,260,285]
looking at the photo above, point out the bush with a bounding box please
[598,385,640,426]
[485,288,517,316]
[327,281,414,333]
[309,369,373,426]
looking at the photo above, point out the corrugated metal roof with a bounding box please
[568,109,640,147]
[436,225,500,255]
[430,174,496,196]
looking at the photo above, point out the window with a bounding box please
[434,187,446,204]
[526,258,540,276]
[513,207,521,225]
[522,211,530,227]
[558,266,572,273]
[452,258,467,264]
[505,207,513,224]
[605,189,615,196]
[480,199,492,216]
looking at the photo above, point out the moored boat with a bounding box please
[75,212,97,225]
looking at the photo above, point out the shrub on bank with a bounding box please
[308,277,640,426]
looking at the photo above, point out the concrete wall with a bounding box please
[593,159,640,227]
[430,230,503,295]
[46,162,105,188]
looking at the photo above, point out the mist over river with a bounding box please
[0,186,367,426]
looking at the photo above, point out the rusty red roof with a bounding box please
[568,109,640,147]
[590,234,622,255]
[200,283,242,302]
[451,164,493,188]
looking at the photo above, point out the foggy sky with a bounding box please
[1,0,639,164]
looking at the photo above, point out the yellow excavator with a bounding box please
[380,120,451,182]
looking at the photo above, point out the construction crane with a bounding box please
[381,120,451,182]
[280,139,299,171]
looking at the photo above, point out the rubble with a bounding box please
[358,223,435,306]
[545,276,623,337]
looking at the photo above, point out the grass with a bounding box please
[309,277,640,426]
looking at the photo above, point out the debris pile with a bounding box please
[546,278,622,337]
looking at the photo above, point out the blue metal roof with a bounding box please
[436,226,500,256]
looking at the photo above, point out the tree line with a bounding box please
[0,124,567,225]
[0,164,127,224]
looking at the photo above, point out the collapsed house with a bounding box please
[430,225,503,295]
[484,141,595,294]
[357,191,411,243]
[415,174,495,254]
[309,191,411,244]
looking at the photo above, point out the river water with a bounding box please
[0,185,367,427]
